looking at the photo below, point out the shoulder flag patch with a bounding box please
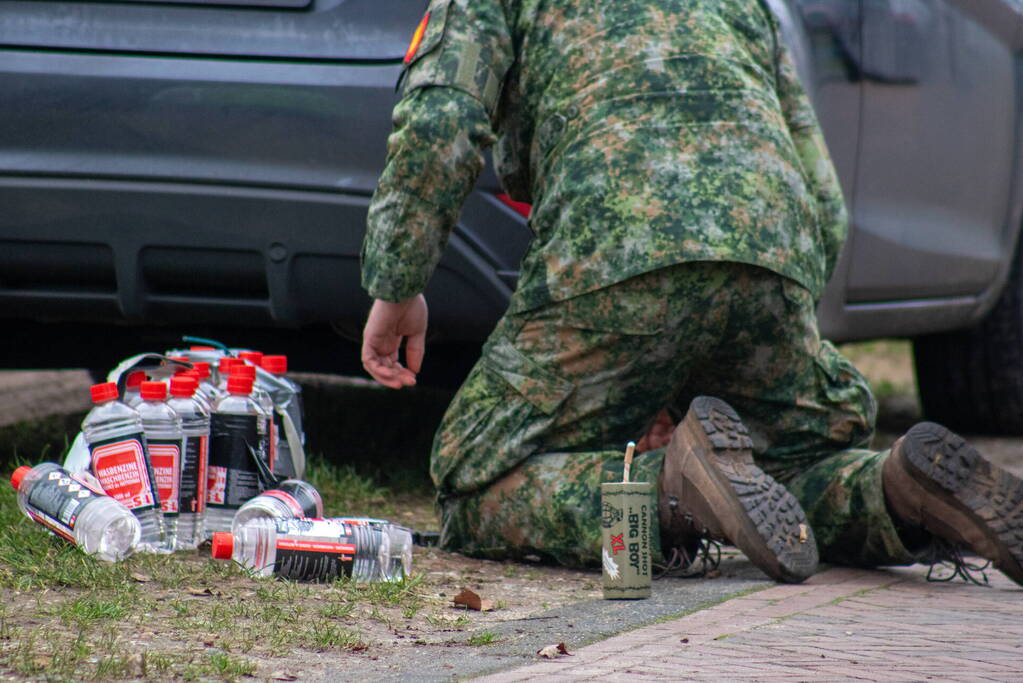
[404,12,431,64]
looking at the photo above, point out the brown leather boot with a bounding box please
[659,396,819,584]
[884,422,1023,586]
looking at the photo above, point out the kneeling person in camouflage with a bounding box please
[360,0,1023,584]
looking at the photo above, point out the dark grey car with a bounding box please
[1,0,1022,434]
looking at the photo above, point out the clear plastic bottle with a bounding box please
[206,375,269,536]
[211,517,391,582]
[167,375,210,550]
[330,517,413,581]
[82,382,164,551]
[137,381,183,553]
[122,371,147,408]
[166,345,227,373]
[232,363,276,472]
[11,463,141,562]
[231,479,323,532]
[216,357,244,393]
[261,355,305,479]
[191,362,221,408]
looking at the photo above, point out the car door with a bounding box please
[845,0,1020,305]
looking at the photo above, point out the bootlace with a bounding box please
[654,510,722,579]
[924,539,991,587]
[655,538,722,579]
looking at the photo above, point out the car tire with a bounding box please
[913,253,1023,435]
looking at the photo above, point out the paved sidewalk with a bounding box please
[0,370,91,427]
[476,564,1023,681]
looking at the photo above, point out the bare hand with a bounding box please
[361,295,428,389]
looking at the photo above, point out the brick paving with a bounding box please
[475,564,1023,681]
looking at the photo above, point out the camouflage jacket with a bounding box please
[361,0,847,312]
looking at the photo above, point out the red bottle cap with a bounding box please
[170,376,198,398]
[233,365,256,380]
[227,375,254,395]
[140,381,168,401]
[239,351,264,366]
[10,465,31,491]
[90,382,119,404]
[125,371,146,389]
[262,355,288,374]
[211,533,234,559]
[193,362,211,379]
[218,357,242,375]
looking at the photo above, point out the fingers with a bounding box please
[361,337,416,389]
[361,296,428,389]
[404,329,426,374]
[362,351,417,389]
[364,360,416,389]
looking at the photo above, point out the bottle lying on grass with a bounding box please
[212,517,397,582]
[231,479,323,533]
[329,517,414,582]
[11,462,141,562]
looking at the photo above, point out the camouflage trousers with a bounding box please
[432,262,931,569]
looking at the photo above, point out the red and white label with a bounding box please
[196,435,208,513]
[149,442,181,514]
[91,438,155,510]
[277,538,356,555]
[207,465,227,505]
[264,490,304,517]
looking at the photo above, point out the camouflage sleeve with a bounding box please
[360,0,513,303]
[776,39,849,284]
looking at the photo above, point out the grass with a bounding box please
[838,339,918,401]
[466,631,499,646]
[0,450,438,681]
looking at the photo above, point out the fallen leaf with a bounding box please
[537,643,572,659]
[269,672,298,681]
[452,588,495,611]
[188,587,217,597]
[130,572,152,583]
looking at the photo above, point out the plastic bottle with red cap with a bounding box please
[328,517,414,581]
[211,517,392,582]
[231,363,276,472]
[231,479,323,533]
[215,357,244,393]
[189,361,220,408]
[167,375,210,550]
[82,382,164,551]
[165,345,227,377]
[137,381,183,553]
[206,374,270,536]
[11,462,141,562]
[123,371,147,408]
[261,355,305,479]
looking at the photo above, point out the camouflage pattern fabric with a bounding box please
[361,0,847,309]
[433,263,938,569]
[362,0,935,570]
